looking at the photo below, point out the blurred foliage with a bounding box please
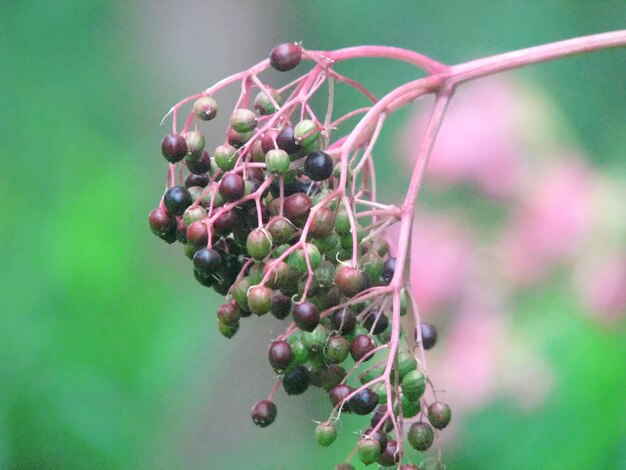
[1,1,624,469]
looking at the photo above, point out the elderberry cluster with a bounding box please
[150,42,450,469]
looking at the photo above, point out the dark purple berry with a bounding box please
[186,149,212,174]
[420,323,438,350]
[251,399,277,427]
[270,292,292,319]
[377,438,400,467]
[282,365,310,395]
[194,269,214,287]
[381,257,396,284]
[185,173,210,188]
[149,207,176,240]
[349,388,379,415]
[309,206,335,239]
[161,133,187,163]
[212,210,237,236]
[164,186,193,216]
[269,43,302,72]
[350,334,376,362]
[328,384,354,412]
[276,125,301,155]
[362,311,389,335]
[219,173,245,202]
[370,406,393,432]
[304,151,334,181]
[293,302,319,332]
[320,364,347,392]
[283,192,311,226]
[268,340,293,372]
[192,248,221,275]
[330,309,357,335]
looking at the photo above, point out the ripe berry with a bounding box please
[314,422,337,447]
[269,42,302,72]
[164,186,193,216]
[407,422,434,451]
[304,151,334,181]
[350,334,376,362]
[268,340,293,372]
[193,96,218,121]
[149,207,176,239]
[381,257,396,284]
[428,401,451,429]
[185,173,210,188]
[161,133,188,163]
[420,323,438,350]
[363,311,389,335]
[335,266,365,297]
[219,173,245,202]
[186,149,212,174]
[192,248,221,275]
[213,210,237,236]
[230,108,258,133]
[276,125,301,155]
[370,406,393,432]
[328,384,354,412]
[270,292,292,319]
[292,302,319,332]
[357,436,381,465]
[330,309,357,334]
[251,399,277,427]
[320,364,346,392]
[349,388,379,415]
[282,365,310,395]
[377,438,400,467]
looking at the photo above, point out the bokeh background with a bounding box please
[2,1,625,469]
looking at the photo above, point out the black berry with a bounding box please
[304,151,334,181]
[164,186,193,216]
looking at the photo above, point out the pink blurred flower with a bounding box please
[402,77,523,199]
[575,254,626,321]
[499,157,594,285]
[388,212,475,314]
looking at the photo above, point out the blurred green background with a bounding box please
[2,1,624,469]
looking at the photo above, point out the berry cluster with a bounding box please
[150,42,450,468]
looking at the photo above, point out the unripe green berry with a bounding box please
[397,351,418,379]
[254,87,281,115]
[291,339,310,365]
[287,243,321,274]
[428,401,451,429]
[304,325,328,353]
[193,96,218,121]
[184,131,205,159]
[407,422,434,451]
[294,119,320,146]
[230,108,258,133]
[246,229,272,260]
[217,319,239,338]
[231,277,251,310]
[265,149,290,174]
[214,144,238,171]
[357,436,381,465]
[324,335,350,364]
[334,208,351,234]
[247,285,273,315]
[402,370,426,401]
[182,205,207,226]
[314,422,337,447]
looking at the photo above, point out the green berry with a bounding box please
[291,339,310,365]
[294,119,320,147]
[357,436,381,465]
[193,96,218,121]
[304,325,328,353]
[247,285,273,315]
[407,422,434,451]
[246,229,272,260]
[402,370,426,401]
[397,351,418,379]
[214,144,238,171]
[230,108,258,133]
[324,335,350,364]
[254,87,281,115]
[184,131,205,159]
[428,401,451,429]
[314,422,337,447]
[265,149,290,174]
